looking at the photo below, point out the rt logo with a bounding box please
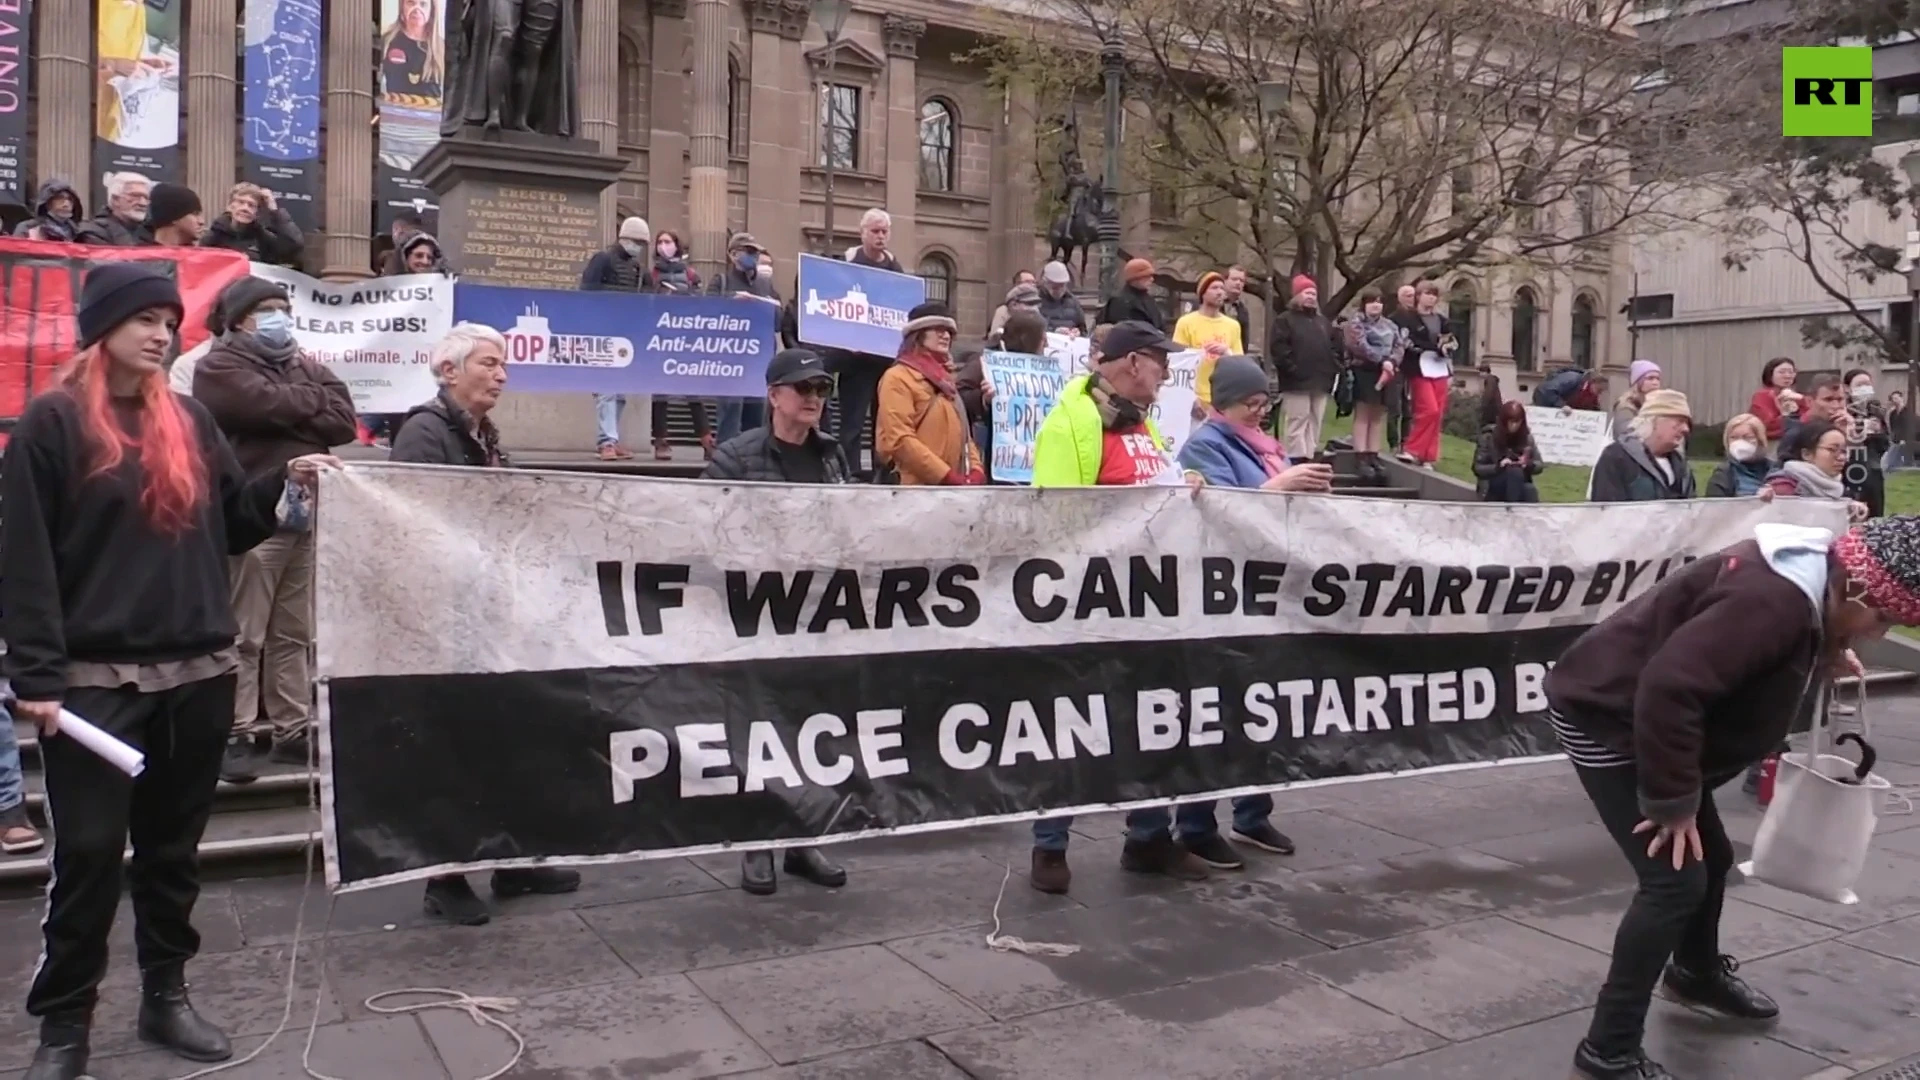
[1783,47,1875,137]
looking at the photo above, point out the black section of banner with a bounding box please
[0,0,30,208]
[326,627,1588,885]
[240,152,318,235]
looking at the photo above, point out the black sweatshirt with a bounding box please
[1,390,286,700]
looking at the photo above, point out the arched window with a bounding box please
[1448,281,1476,370]
[727,57,748,156]
[617,34,649,146]
[918,253,955,307]
[1571,293,1598,369]
[1511,286,1539,373]
[919,99,956,192]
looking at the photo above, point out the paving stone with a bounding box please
[0,888,246,976]
[1407,760,1570,789]
[729,1039,974,1079]
[1515,889,1842,962]
[1288,915,1610,1042]
[1233,808,1434,874]
[1736,940,1920,1069]
[321,910,634,1020]
[1342,1001,1832,1079]
[420,973,774,1079]
[885,892,1325,1019]
[1324,775,1601,848]
[1842,913,1920,965]
[689,825,1033,881]
[1466,821,1639,896]
[930,963,1444,1080]
[1886,824,1920,855]
[578,858,1072,976]
[62,1016,448,1080]
[1734,847,1920,932]
[687,944,988,1064]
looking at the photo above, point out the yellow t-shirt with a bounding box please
[97,0,148,144]
[1173,310,1245,407]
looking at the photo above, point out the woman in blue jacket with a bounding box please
[1180,356,1335,493]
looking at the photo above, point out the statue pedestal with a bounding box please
[415,129,626,291]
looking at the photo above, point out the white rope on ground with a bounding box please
[982,860,1080,957]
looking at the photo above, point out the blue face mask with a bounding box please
[253,310,294,347]
[736,252,758,273]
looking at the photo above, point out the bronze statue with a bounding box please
[1048,105,1100,283]
[441,0,581,137]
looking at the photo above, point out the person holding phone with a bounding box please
[1543,517,1920,1080]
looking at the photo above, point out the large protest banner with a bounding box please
[1526,406,1612,467]
[250,265,448,413]
[241,0,323,231]
[314,468,1845,889]
[453,284,776,397]
[795,253,925,357]
[0,0,30,207]
[0,240,247,431]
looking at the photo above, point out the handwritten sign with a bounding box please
[1525,406,1612,467]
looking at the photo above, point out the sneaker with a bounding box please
[1120,832,1209,881]
[1030,848,1071,894]
[219,736,261,785]
[267,733,312,766]
[490,866,582,898]
[0,804,43,854]
[1572,1041,1675,1079]
[422,876,490,926]
[1231,821,1296,855]
[1661,955,1778,1021]
[1180,832,1245,869]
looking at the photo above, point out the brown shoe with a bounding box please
[598,443,632,461]
[1030,848,1070,894]
[0,805,43,854]
[1120,833,1209,881]
[652,439,672,461]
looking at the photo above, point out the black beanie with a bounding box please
[77,263,184,347]
[210,276,289,336]
[147,182,203,229]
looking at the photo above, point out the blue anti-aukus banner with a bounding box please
[796,253,925,357]
[453,284,777,396]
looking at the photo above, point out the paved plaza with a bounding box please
[4,713,1920,1079]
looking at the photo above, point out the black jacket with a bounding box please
[1391,309,1454,374]
[200,208,306,267]
[1590,436,1695,502]
[1471,425,1543,497]
[0,391,284,699]
[702,426,851,484]
[390,392,509,468]
[1098,286,1166,332]
[1226,298,1253,356]
[1269,307,1343,393]
[708,264,780,304]
[580,244,649,293]
[74,211,149,247]
[11,181,83,243]
[1037,287,1087,333]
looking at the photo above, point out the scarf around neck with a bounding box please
[1779,458,1846,500]
[1212,410,1287,477]
[897,347,957,400]
[224,328,300,365]
[1086,372,1146,431]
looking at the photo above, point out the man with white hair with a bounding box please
[817,207,904,475]
[75,172,152,246]
[388,322,585,925]
[1036,260,1087,334]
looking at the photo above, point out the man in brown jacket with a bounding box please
[191,277,358,780]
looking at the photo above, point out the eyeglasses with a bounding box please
[790,380,834,398]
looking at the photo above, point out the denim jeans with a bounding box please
[718,398,765,444]
[594,394,625,447]
[0,701,24,813]
[1031,797,1272,852]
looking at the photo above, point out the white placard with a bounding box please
[250,264,451,414]
[1525,406,1613,468]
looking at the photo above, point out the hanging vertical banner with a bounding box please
[93,0,182,202]
[241,0,323,232]
[0,0,31,207]
[375,0,444,234]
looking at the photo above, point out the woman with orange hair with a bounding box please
[2,264,337,1080]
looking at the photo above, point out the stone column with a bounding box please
[581,0,622,244]
[881,15,924,265]
[186,0,238,201]
[322,0,376,279]
[686,0,729,285]
[744,0,803,262]
[646,0,689,234]
[33,0,90,186]
[989,79,1038,290]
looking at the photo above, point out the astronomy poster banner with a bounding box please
[242,0,322,231]
[0,0,31,206]
[376,0,444,233]
[93,0,181,203]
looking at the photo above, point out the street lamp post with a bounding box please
[1098,33,1125,303]
[1255,80,1291,328]
[813,0,852,258]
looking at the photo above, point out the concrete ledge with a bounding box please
[1860,633,1920,678]
[1379,457,1479,501]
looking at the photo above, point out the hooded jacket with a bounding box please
[192,333,359,480]
[200,205,306,267]
[1589,434,1695,502]
[389,232,451,277]
[1546,528,1831,823]
[12,181,84,242]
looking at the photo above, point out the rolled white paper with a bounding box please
[57,710,146,777]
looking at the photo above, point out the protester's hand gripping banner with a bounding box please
[313,467,1844,891]
[795,253,926,357]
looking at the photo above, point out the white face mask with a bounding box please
[619,238,645,257]
[755,262,772,280]
[1852,383,1875,401]
[1729,438,1759,462]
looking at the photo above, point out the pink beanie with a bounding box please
[1629,359,1661,388]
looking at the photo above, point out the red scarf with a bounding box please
[896,346,957,400]
[1212,410,1288,477]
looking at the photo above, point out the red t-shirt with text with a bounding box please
[1097,424,1167,486]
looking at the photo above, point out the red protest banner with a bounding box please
[0,239,250,437]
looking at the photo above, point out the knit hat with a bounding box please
[1196,271,1226,301]
[903,301,957,337]
[619,216,651,242]
[1629,358,1662,388]
[1834,517,1920,625]
[1209,355,1270,408]
[727,231,762,253]
[1042,260,1072,285]
[1291,274,1317,297]
[147,182,203,229]
[1006,282,1041,307]
[1635,388,1691,420]
[211,276,289,337]
[1123,258,1154,284]
[77,263,183,347]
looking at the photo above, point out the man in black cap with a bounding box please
[701,346,852,895]
[710,231,780,443]
[145,183,205,248]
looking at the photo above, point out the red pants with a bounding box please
[1407,376,1449,463]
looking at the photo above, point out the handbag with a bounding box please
[1333,369,1355,418]
[1739,681,1891,904]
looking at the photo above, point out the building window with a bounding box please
[1572,294,1597,369]
[1511,286,1539,373]
[918,253,954,307]
[820,84,860,170]
[919,99,955,192]
[728,57,748,157]
[1448,282,1476,370]
[1628,293,1675,320]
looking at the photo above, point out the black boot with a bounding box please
[490,866,582,898]
[219,735,260,785]
[1662,955,1779,1021]
[1572,1041,1675,1079]
[783,846,847,888]
[742,851,776,896]
[137,964,233,1062]
[23,1013,89,1080]
[422,874,490,926]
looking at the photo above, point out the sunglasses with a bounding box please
[787,380,834,398]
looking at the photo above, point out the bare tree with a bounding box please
[973,0,1766,313]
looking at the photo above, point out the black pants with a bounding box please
[1483,467,1539,503]
[1575,760,1736,1058]
[829,359,883,472]
[651,397,710,440]
[28,675,234,1018]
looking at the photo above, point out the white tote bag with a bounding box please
[1739,686,1889,904]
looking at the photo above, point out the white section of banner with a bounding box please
[1525,406,1613,467]
[315,464,1848,681]
[250,264,449,414]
